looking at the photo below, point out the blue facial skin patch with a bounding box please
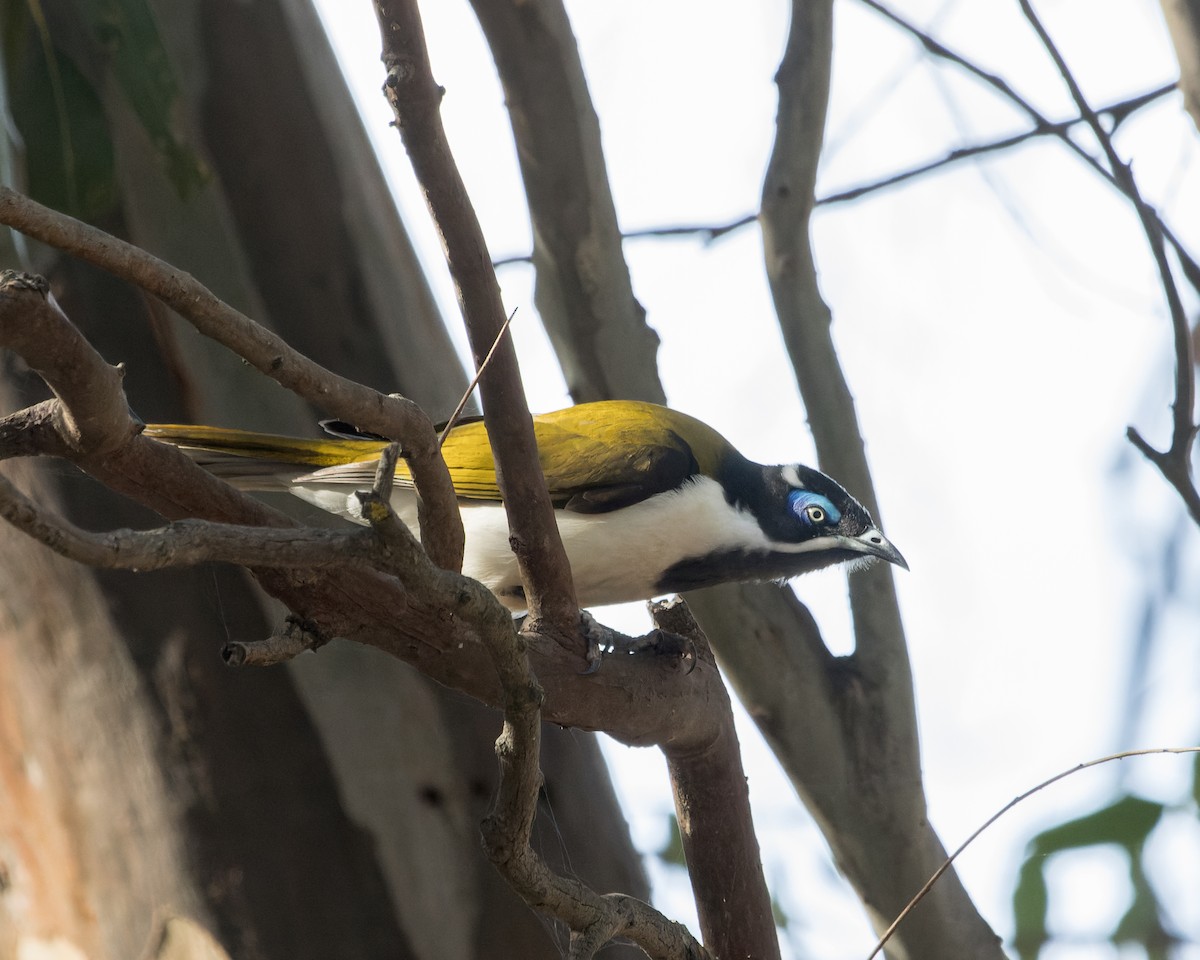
[788,490,841,526]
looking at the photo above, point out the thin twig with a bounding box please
[854,0,1200,294]
[621,212,760,244]
[223,616,328,667]
[820,83,1175,204]
[0,468,398,573]
[1014,0,1199,524]
[866,745,1200,960]
[439,307,517,448]
[376,0,579,630]
[489,83,1175,259]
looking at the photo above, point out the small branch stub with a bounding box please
[223,616,328,667]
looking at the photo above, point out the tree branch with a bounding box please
[753,2,1005,956]
[855,0,1200,295]
[653,599,779,960]
[818,83,1176,204]
[0,251,728,957]
[0,271,732,753]
[1014,0,1199,525]
[0,272,136,457]
[0,191,465,571]
[467,0,665,404]
[477,592,712,960]
[491,83,1176,258]
[373,0,579,638]
[368,9,776,954]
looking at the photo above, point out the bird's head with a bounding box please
[776,463,907,569]
[724,459,908,573]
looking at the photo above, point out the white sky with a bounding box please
[314,1,1200,957]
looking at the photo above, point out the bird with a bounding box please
[145,400,906,609]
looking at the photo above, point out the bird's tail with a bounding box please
[144,424,386,491]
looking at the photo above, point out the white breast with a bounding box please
[290,476,773,609]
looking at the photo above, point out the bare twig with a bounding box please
[819,83,1175,204]
[855,0,1200,294]
[1014,0,1199,525]
[493,212,759,266]
[438,307,517,448]
[375,0,579,634]
[492,83,1175,260]
[223,616,329,667]
[867,746,1200,960]
[621,213,758,244]
[653,599,779,960]
[0,469,400,572]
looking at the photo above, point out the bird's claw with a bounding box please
[577,619,696,675]
[579,610,608,674]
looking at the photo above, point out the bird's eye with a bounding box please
[788,490,841,527]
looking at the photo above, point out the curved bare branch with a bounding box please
[0,188,466,571]
[374,0,579,634]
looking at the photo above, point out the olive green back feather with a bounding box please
[146,401,735,511]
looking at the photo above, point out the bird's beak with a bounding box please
[846,527,909,571]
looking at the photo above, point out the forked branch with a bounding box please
[0,267,729,958]
[0,189,465,570]
[373,0,579,634]
[1015,0,1199,524]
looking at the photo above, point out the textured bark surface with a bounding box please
[469,0,665,405]
[0,451,203,960]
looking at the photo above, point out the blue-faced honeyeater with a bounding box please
[146,400,906,608]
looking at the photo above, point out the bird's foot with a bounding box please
[579,610,609,674]
[578,621,696,675]
[628,628,697,673]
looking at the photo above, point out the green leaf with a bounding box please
[8,28,116,220]
[770,889,789,931]
[656,812,686,868]
[1014,795,1173,957]
[1192,752,1199,809]
[74,0,207,198]
[1028,795,1164,857]
[1011,856,1048,960]
[1114,855,1174,958]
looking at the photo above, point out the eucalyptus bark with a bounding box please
[468,0,665,405]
